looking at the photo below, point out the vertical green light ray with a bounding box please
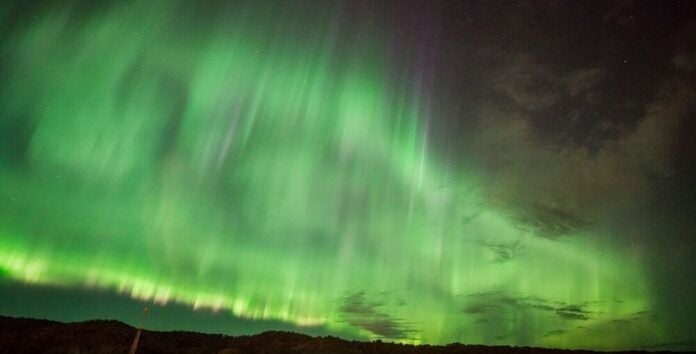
[0,0,655,349]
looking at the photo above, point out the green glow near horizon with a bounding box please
[0,1,655,349]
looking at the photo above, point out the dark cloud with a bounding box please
[493,55,563,112]
[531,304,555,312]
[464,289,502,298]
[463,303,498,314]
[513,204,590,239]
[543,329,567,338]
[465,238,526,263]
[463,291,594,322]
[468,61,696,239]
[337,292,415,340]
[448,2,696,244]
[555,306,590,321]
[563,68,605,98]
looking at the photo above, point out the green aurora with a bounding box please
[0,0,679,350]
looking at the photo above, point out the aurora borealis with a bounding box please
[1,0,695,351]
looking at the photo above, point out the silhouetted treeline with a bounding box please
[0,316,672,354]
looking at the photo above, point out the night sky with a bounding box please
[1,0,695,351]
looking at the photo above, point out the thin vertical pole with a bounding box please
[128,307,149,354]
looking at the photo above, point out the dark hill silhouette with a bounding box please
[0,316,672,354]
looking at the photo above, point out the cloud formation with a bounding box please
[462,290,593,322]
[337,292,414,340]
[469,55,696,238]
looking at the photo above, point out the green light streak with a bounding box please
[0,1,655,349]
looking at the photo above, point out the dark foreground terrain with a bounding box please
[0,316,674,354]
